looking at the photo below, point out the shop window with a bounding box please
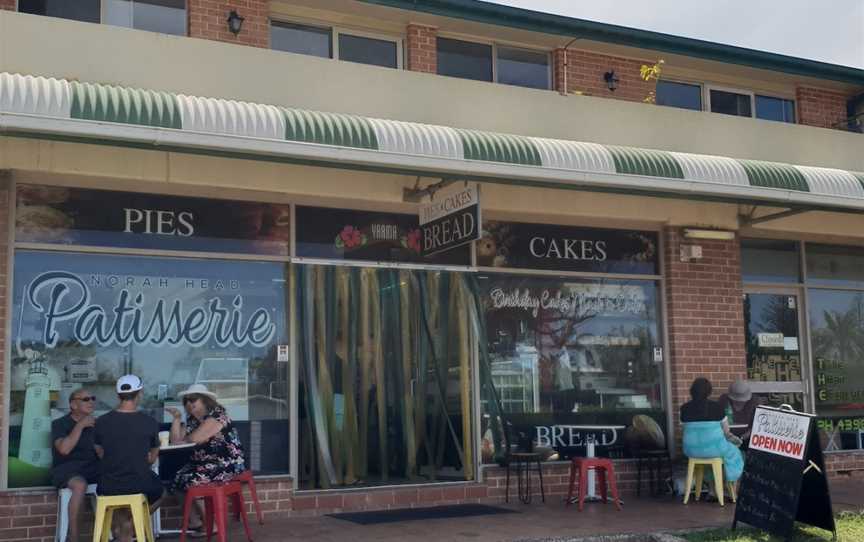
[20,0,186,35]
[295,265,474,489]
[479,274,664,463]
[709,88,753,117]
[741,239,800,283]
[7,251,291,488]
[437,37,493,82]
[496,46,550,90]
[271,22,401,69]
[806,244,864,289]
[808,288,864,451]
[756,95,796,123]
[655,80,702,111]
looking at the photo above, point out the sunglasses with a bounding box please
[74,396,96,402]
[182,395,201,404]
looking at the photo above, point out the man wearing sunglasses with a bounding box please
[51,389,100,542]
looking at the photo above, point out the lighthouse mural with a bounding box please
[17,350,52,469]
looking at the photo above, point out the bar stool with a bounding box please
[232,470,264,524]
[92,493,155,542]
[505,452,546,504]
[683,457,737,506]
[566,457,622,511]
[180,481,253,542]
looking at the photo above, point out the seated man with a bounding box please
[95,375,164,542]
[52,388,100,542]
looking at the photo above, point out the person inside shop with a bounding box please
[166,384,246,537]
[51,388,100,542]
[718,379,761,444]
[94,375,164,542]
[680,377,744,491]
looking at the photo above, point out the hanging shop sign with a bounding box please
[15,184,291,255]
[733,406,835,540]
[478,221,658,274]
[418,183,481,256]
[295,206,470,265]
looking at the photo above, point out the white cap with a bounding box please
[116,374,143,394]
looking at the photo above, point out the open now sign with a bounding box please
[748,406,809,460]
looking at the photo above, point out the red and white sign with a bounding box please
[749,406,810,460]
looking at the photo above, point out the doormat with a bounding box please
[328,503,517,525]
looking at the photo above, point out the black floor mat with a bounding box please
[328,503,517,525]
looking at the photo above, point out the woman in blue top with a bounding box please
[680,378,744,483]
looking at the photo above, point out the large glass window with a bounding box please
[437,38,493,82]
[656,80,702,111]
[338,34,398,68]
[271,22,332,59]
[741,239,800,283]
[295,265,474,489]
[20,0,186,34]
[756,95,796,123]
[7,251,290,487]
[806,244,864,289]
[496,46,549,90]
[479,275,664,462]
[709,89,753,117]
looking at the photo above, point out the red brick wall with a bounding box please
[796,86,849,130]
[406,24,437,74]
[0,1,15,11]
[187,0,269,49]
[663,227,747,446]
[553,48,656,102]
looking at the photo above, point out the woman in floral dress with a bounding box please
[166,384,246,535]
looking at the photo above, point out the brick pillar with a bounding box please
[187,0,269,49]
[406,24,437,73]
[796,86,849,130]
[552,48,656,102]
[663,227,746,447]
[0,1,15,11]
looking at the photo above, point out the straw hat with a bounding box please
[728,379,752,402]
[176,383,217,400]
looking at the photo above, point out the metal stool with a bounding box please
[566,457,622,511]
[634,449,672,496]
[505,452,546,504]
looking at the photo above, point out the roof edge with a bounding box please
[360,0,864,87]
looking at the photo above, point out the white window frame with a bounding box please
[705,84,756,118]
[18,0,188,34]
[271,18,404,69]
[436,33,552,90]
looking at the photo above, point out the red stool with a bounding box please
[180,481,253,542]
[232,471,264,525]
[566,457,622,511]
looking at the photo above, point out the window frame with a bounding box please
[436,33,552,90]
[654,78,704,111]
[18,0,188,35]
[270,17,404,69]
[705,84,797,123]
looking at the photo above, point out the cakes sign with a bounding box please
[419,183,481,256]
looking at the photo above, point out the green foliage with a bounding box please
[681,512,864,542]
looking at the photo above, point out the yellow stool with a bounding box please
[683,458,737,506]
[92,494,155,542]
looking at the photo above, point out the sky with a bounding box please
[488,0,864,69]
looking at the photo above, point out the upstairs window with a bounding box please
[656,80,703,111]
[271,21,400,69]
[437,38,550,90]
[709,88,753,117]
[19,0,186,35]
[756,95,796,123]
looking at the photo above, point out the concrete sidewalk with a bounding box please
[164,477,864,541]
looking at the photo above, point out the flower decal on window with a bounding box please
[402,229,422,253]
[335,225,367,250]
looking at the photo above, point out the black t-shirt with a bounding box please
[51,414,98,467]
[680,399,725,422]
[94,410,159,495]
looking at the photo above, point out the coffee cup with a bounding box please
[159,431,170,448]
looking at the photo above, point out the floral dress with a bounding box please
[170,406,246,491]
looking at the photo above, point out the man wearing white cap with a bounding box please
[94,375,164,542]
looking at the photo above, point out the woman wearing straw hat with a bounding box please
[165,384,246,536]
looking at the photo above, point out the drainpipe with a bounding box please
[559,37,581,96]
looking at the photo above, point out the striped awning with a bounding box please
[2,72,864,210]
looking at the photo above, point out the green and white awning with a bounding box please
[2,72,864,210]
